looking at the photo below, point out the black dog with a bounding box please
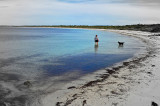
[152,101,158,106]
[118,41,124,46]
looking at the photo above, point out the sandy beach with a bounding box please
[40,29,160,106]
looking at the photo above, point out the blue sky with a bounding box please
[0,0,160,25]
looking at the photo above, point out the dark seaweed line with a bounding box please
[55,49,152,106]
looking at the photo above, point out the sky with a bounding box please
[0,0,160,25]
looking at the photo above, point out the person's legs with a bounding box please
[95,42,97,45]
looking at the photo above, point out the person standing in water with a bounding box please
[94,35,99,45]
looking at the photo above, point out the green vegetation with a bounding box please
[17,24,160,32]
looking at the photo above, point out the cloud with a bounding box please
[0,0,160,25]
[56,0,160,4]
[117,0,160,4]
[57,0,95,3]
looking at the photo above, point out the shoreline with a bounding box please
[40,29,160,106]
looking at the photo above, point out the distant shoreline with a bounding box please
[2,24,160,32]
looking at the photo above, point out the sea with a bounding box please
[0,27,145,105]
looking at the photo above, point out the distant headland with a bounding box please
[7,24,160,33]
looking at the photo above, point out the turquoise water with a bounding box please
[0,27,145,79]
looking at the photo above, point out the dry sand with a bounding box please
[40,30,160,106]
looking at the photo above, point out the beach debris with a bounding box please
[106,82,117,85]
[150,34,160,36]
[100,74,109,79]
[112,103,118,106]
[112,75,118,78]
[67,86,76,89]
[72,94,77,98]
[147,72,152,75]
[151,101,158,106]
[82,69,116,88]
[111,91,119,95]
[56,102,63,106]
[83,80,99,87]
[65,98,76,106]
[152,65,155,67]
[123,62,130,66]
[128,65,136,69]
[23,81,32,88]
[119,89,125,92]
[82,100,87,106]
[106,69,115,74]
[113,67,120,71]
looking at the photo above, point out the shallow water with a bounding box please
[0,27,144,78]
[0,27,145,105]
